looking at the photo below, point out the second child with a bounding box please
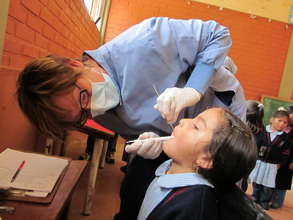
[270,106,293,208]
[250,110,290,210]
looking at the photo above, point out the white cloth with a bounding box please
[209,66,246,121]
[223,56,238,74]
[249,160,278,188]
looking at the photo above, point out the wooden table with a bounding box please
[0,160,87,220]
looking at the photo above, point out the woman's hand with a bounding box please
[125,132,162,159]
[154,87,201,124]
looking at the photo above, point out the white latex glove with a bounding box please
[125,132,162,159]
[154,87,201,124]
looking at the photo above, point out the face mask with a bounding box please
[90,73,120,117]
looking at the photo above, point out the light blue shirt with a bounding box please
[85,17,241,139]
[137,159,214,220]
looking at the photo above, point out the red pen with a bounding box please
[10,160,26,183]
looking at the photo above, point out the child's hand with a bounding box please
[125,132,162,159]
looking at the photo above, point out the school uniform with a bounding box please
[271,128,293,208]
[275,128,293,190]
[146,185,218,220]
[250,125,290,207]
[124,159,269,220]
[137,159,217,220]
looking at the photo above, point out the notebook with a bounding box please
[0,148,69,198]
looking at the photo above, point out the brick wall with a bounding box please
[0,0,100,151]
[1,0,292,151]
[105,0,293,101]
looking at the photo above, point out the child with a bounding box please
[132,108,270,220]
[270,106,293,208]
[250,110,290,210]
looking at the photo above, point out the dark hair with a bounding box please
[271,110,289,119]
[246,100,264,134]
[198,109,271,220]
[288,106,293,127]
[288,106,293,114]
[16,55,82,139]
[199,109,257,187]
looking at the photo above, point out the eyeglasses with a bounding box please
[74,85,90,128]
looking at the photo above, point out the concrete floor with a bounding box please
[65,131,293,220]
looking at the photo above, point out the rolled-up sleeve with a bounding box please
[168,18,232,94]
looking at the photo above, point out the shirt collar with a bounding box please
[266,125,284,135]
[155,159,214,189]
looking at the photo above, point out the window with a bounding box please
[289,5,293,24]
[84,0,93,12]
[83,0,110,43]
[84,0,107,30]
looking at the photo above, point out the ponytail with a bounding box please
[216,185,272,220]
[246,101,264,134]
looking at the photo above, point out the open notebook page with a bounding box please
[0,148,68,192]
